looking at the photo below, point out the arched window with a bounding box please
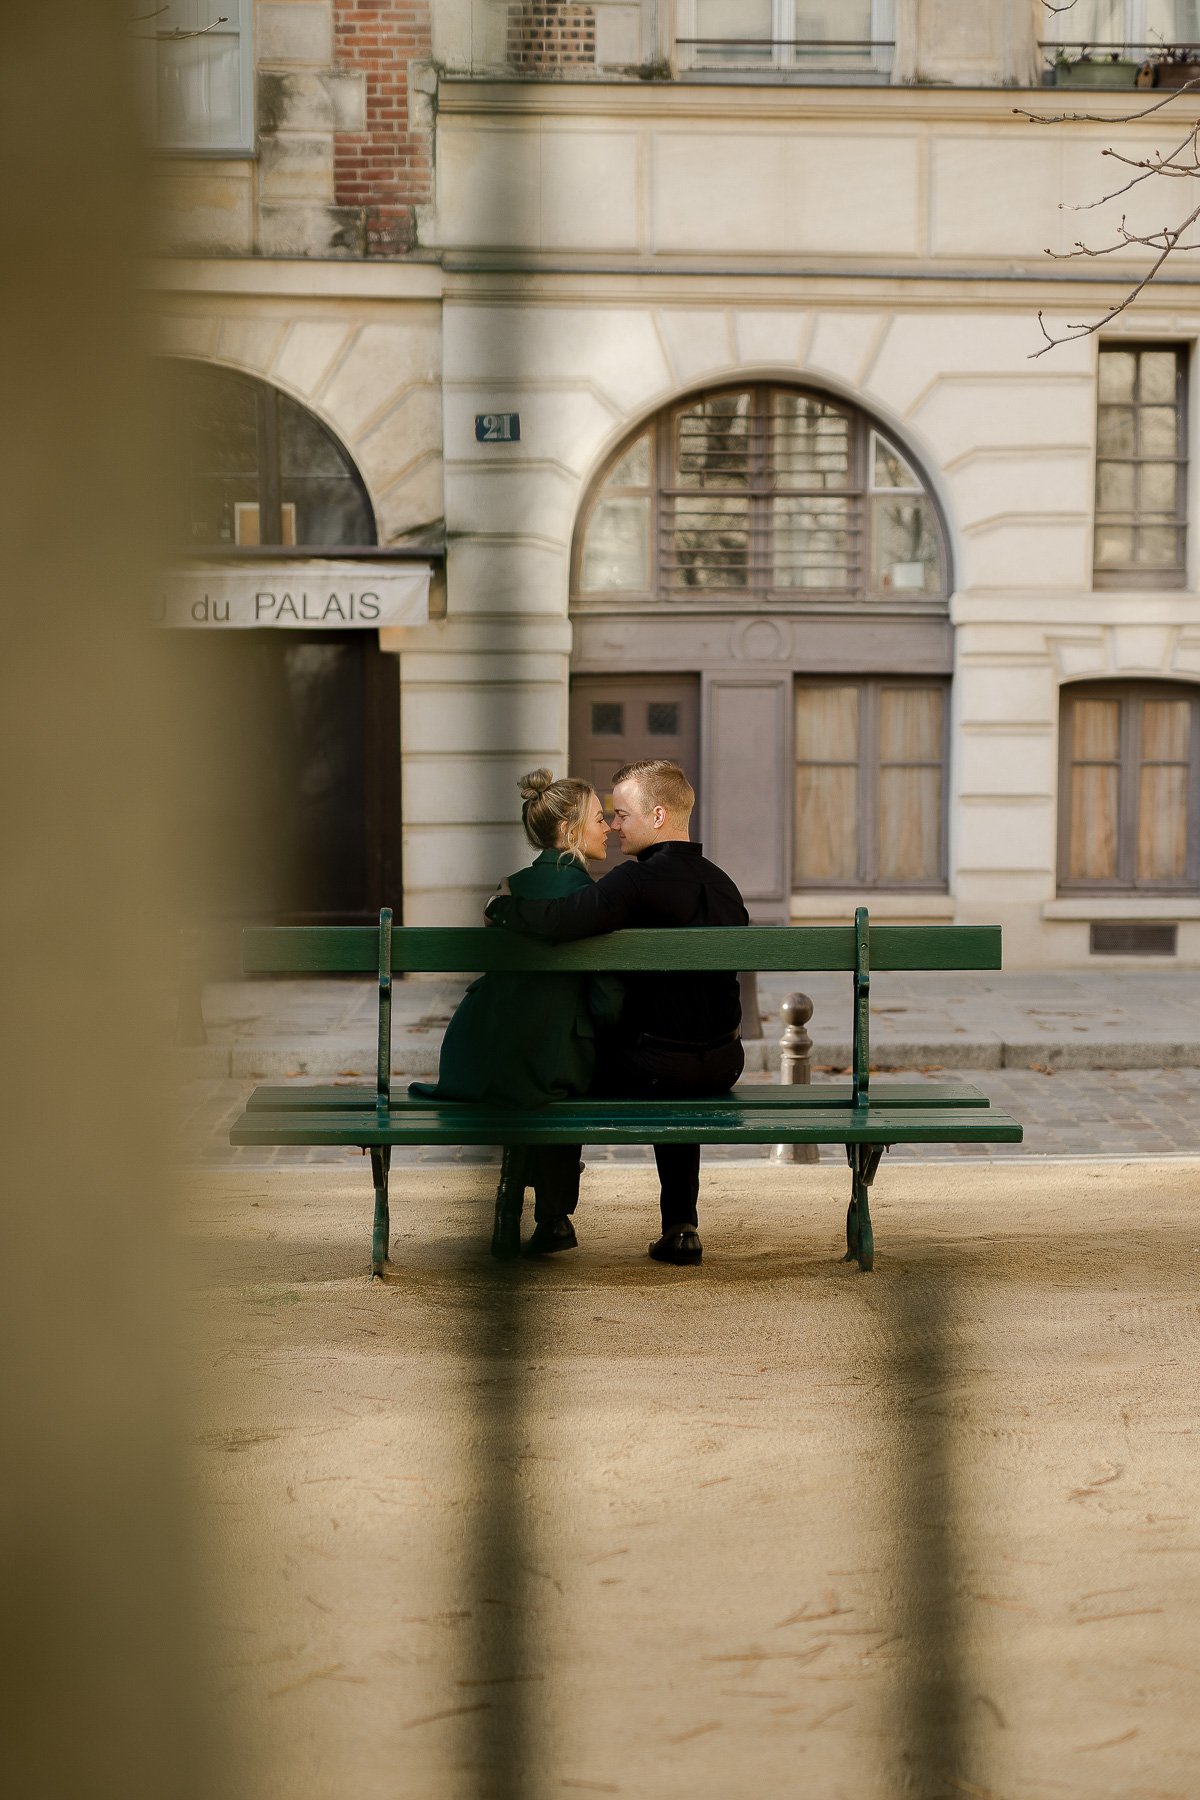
[574,383,947,606]
[162,359,376,549]
[1059,681,1200,893]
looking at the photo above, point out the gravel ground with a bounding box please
[190,1159,1200,1800]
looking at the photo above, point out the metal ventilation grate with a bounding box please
[1090,921,1178,956]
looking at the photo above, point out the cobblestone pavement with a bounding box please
[180,1065,1200,1168]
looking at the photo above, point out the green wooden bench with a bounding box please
[229,906,1022,1277]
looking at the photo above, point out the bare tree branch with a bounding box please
[1014,79,1200,129]
[1032,195,1200,355]
[1021,0,1200,353]
[127,10,229,40]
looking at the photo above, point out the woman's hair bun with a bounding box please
[518,767,554,801]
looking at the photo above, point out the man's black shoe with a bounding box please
[525,1216,578,1256]
[648,1227,702,1266]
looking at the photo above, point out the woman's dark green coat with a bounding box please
[409,850,622,1109]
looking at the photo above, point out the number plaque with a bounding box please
[475,412,521,443]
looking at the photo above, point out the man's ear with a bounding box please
[653,805,668,831]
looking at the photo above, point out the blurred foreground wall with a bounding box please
[0,7,220,1797]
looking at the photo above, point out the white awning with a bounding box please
[155,561,431,629]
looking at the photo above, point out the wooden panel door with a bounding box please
[569,674,700,871]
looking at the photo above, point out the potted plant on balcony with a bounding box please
[1151,45,1200,88]
[1052,46,1140,87]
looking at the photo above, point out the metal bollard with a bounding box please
[737,970,763,1039]
[772,991,819,1165]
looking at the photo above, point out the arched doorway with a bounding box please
[157,358,403,936]
[569,380,952,918]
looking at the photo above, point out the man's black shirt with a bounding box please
[487,840,749,1045]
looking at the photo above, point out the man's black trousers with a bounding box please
[594,1035,744,1231]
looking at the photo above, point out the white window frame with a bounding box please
[147,1,254,156]
[677,0,895,78]
[1047,1,1200,54]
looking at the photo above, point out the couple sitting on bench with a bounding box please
[410,759,747,1266]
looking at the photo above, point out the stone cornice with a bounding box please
[435,75,1200,130]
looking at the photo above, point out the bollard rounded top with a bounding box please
[781,992,813,1027]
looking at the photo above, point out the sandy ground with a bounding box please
[188,1160,1200,1800]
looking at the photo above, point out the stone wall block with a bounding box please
[258,132,335,203]
[256,202,367,258]
[442,540,567,616]
[444,465,576,542]
[256,70,335,134]
[732,310,810,374]
[319,321,442,436]
[402,684,564,757]
[400,825,532,891]
[654,308,735,391]
[401,754,573,826]
[151,172,254,255]
[150,313,220,360]
[215,317,287,376]
[444,305,672,419]
[376,455,446,544]
[356,387,445,493]
[594,2,641,66]
[257,1,334,66]
[319,68,367,134]
[272,322,353,401]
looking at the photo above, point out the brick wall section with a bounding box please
[507,3,597,72]
[333,1,433,256]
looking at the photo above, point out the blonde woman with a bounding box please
[410,769,620,1257]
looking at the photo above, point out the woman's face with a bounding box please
[578,791,612,863]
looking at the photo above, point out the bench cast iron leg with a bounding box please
[490,1145,528,1260]
[370,1145,391,1278]
[842,1144,884,1273]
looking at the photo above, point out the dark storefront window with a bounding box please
[163,358,376,549]
[161,360,399,935]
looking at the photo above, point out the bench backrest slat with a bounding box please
[242,922,1003,976]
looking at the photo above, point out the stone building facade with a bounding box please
[150,0,1200,964]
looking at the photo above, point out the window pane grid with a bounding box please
[1094,345,1187,586]
[794,679,947,890]
[577,384,946,603]
[1060,686,1199,892]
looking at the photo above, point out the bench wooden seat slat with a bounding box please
[242,922,1003,976]
[232,1104,1022,1148]
[228,906,1023,1277]
[243,1079,993,1115]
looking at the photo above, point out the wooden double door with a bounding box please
[568,675,700,870]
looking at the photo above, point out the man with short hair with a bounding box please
[485,758,748,1265]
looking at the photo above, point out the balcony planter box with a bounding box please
[1153,57,1200,88]
[1052,55,1139,87]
